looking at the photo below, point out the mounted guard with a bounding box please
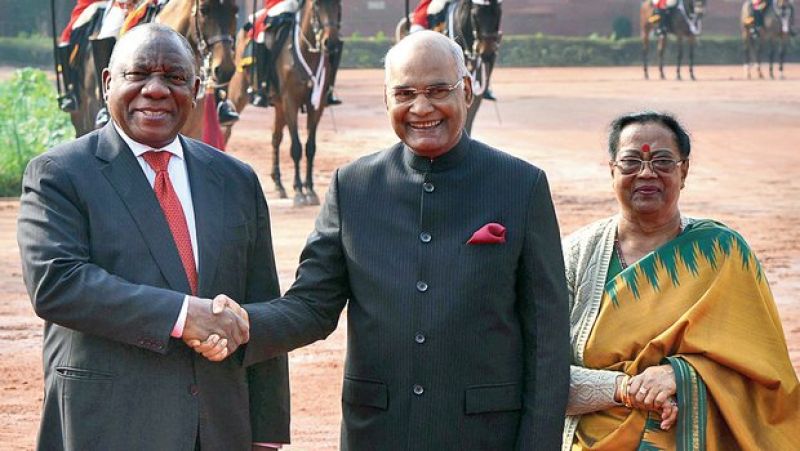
[744,0,795,38]
[742,0,795,79]
[649,0,702,37]
[54,0,106,113]
[242,0,343,107]
[409,0,451,33]
[406,0,497,101]
[641,0,706,80]
[53,0,240,128]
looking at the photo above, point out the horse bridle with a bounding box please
[305,0,340,53]
[190,0,235,64]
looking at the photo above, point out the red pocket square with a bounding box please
[467,222,506,244]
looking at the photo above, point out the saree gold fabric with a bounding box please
[574,220,799,450]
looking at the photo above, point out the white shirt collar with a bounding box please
[112,121,184,159]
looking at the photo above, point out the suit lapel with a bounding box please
[96,124,192,294]
[182,138,224,297]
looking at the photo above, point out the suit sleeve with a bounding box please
[17,155,184,353]
[244,173,291,443]
[243,169,350,366]
[515,170,571,450]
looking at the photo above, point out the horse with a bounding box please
[640,0,706,80]
[741,0,794,79]
[69,0,237,139]
[395,0,502,134]
[225,0,341,206]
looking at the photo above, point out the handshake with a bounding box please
[182,294,250,362]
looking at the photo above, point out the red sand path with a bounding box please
[1,65,798,450]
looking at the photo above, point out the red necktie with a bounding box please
[142,151,198,295]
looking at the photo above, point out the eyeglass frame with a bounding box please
[610,158,688,175]
[119,70,193,87]
[389,78,465,104]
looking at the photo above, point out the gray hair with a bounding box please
[383,30,469,84]
[108,23,196,78]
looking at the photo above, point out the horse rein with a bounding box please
[300,0,339,53]
[190,0,234,84]
[302,0,338,54]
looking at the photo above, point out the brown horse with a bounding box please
[741,0,794,79]
[640,0,706,80]
[395,0,502,134]
[226,0,341,206]
[70,0,237,138]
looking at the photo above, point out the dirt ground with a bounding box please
[1,65,798,450]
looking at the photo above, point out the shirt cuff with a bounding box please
[170,296,189,338]
[252,443,283,448]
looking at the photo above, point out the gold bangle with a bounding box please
[622,375,633,408]
[617,375,629,406]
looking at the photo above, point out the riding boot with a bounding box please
[91,37,116,127]
[215,88,239,126]
[326,89,342,106]
[325,40,344,106]
[786,5,797,36]
[249,43,272,108]
[654,10,667,36]
[56,45,79,112]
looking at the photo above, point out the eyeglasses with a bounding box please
[121,70,190,87]
[390,79,464,104]
[611,158,686,175]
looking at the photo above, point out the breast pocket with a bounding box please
[458,244,516,291]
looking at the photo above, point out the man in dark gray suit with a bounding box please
[17,24,289,450]
[197,30,571,450]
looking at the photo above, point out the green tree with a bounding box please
[0,68,72,196]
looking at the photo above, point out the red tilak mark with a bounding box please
[641,144,651,153]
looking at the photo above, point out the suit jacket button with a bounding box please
[189,384,199,396]
[423,182,435,193]
[416,281,428,292]
[415,333,426,344]
[413,384,424,396]
[419,232,432,243]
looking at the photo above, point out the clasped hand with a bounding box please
[182,294,249,361]
[624,364,679,431]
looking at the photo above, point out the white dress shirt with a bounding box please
[114,124,283,449]
[113,123,196,336]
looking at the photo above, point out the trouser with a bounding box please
[328,39,343,90]
[56,45,78,110]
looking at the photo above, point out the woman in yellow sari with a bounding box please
[562,111,799,450]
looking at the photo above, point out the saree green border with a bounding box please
[666,356,708,451]
[605,220,762,307]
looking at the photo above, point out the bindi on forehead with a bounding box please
[641,144,651,153]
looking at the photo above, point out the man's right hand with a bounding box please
[182,295,250,360]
